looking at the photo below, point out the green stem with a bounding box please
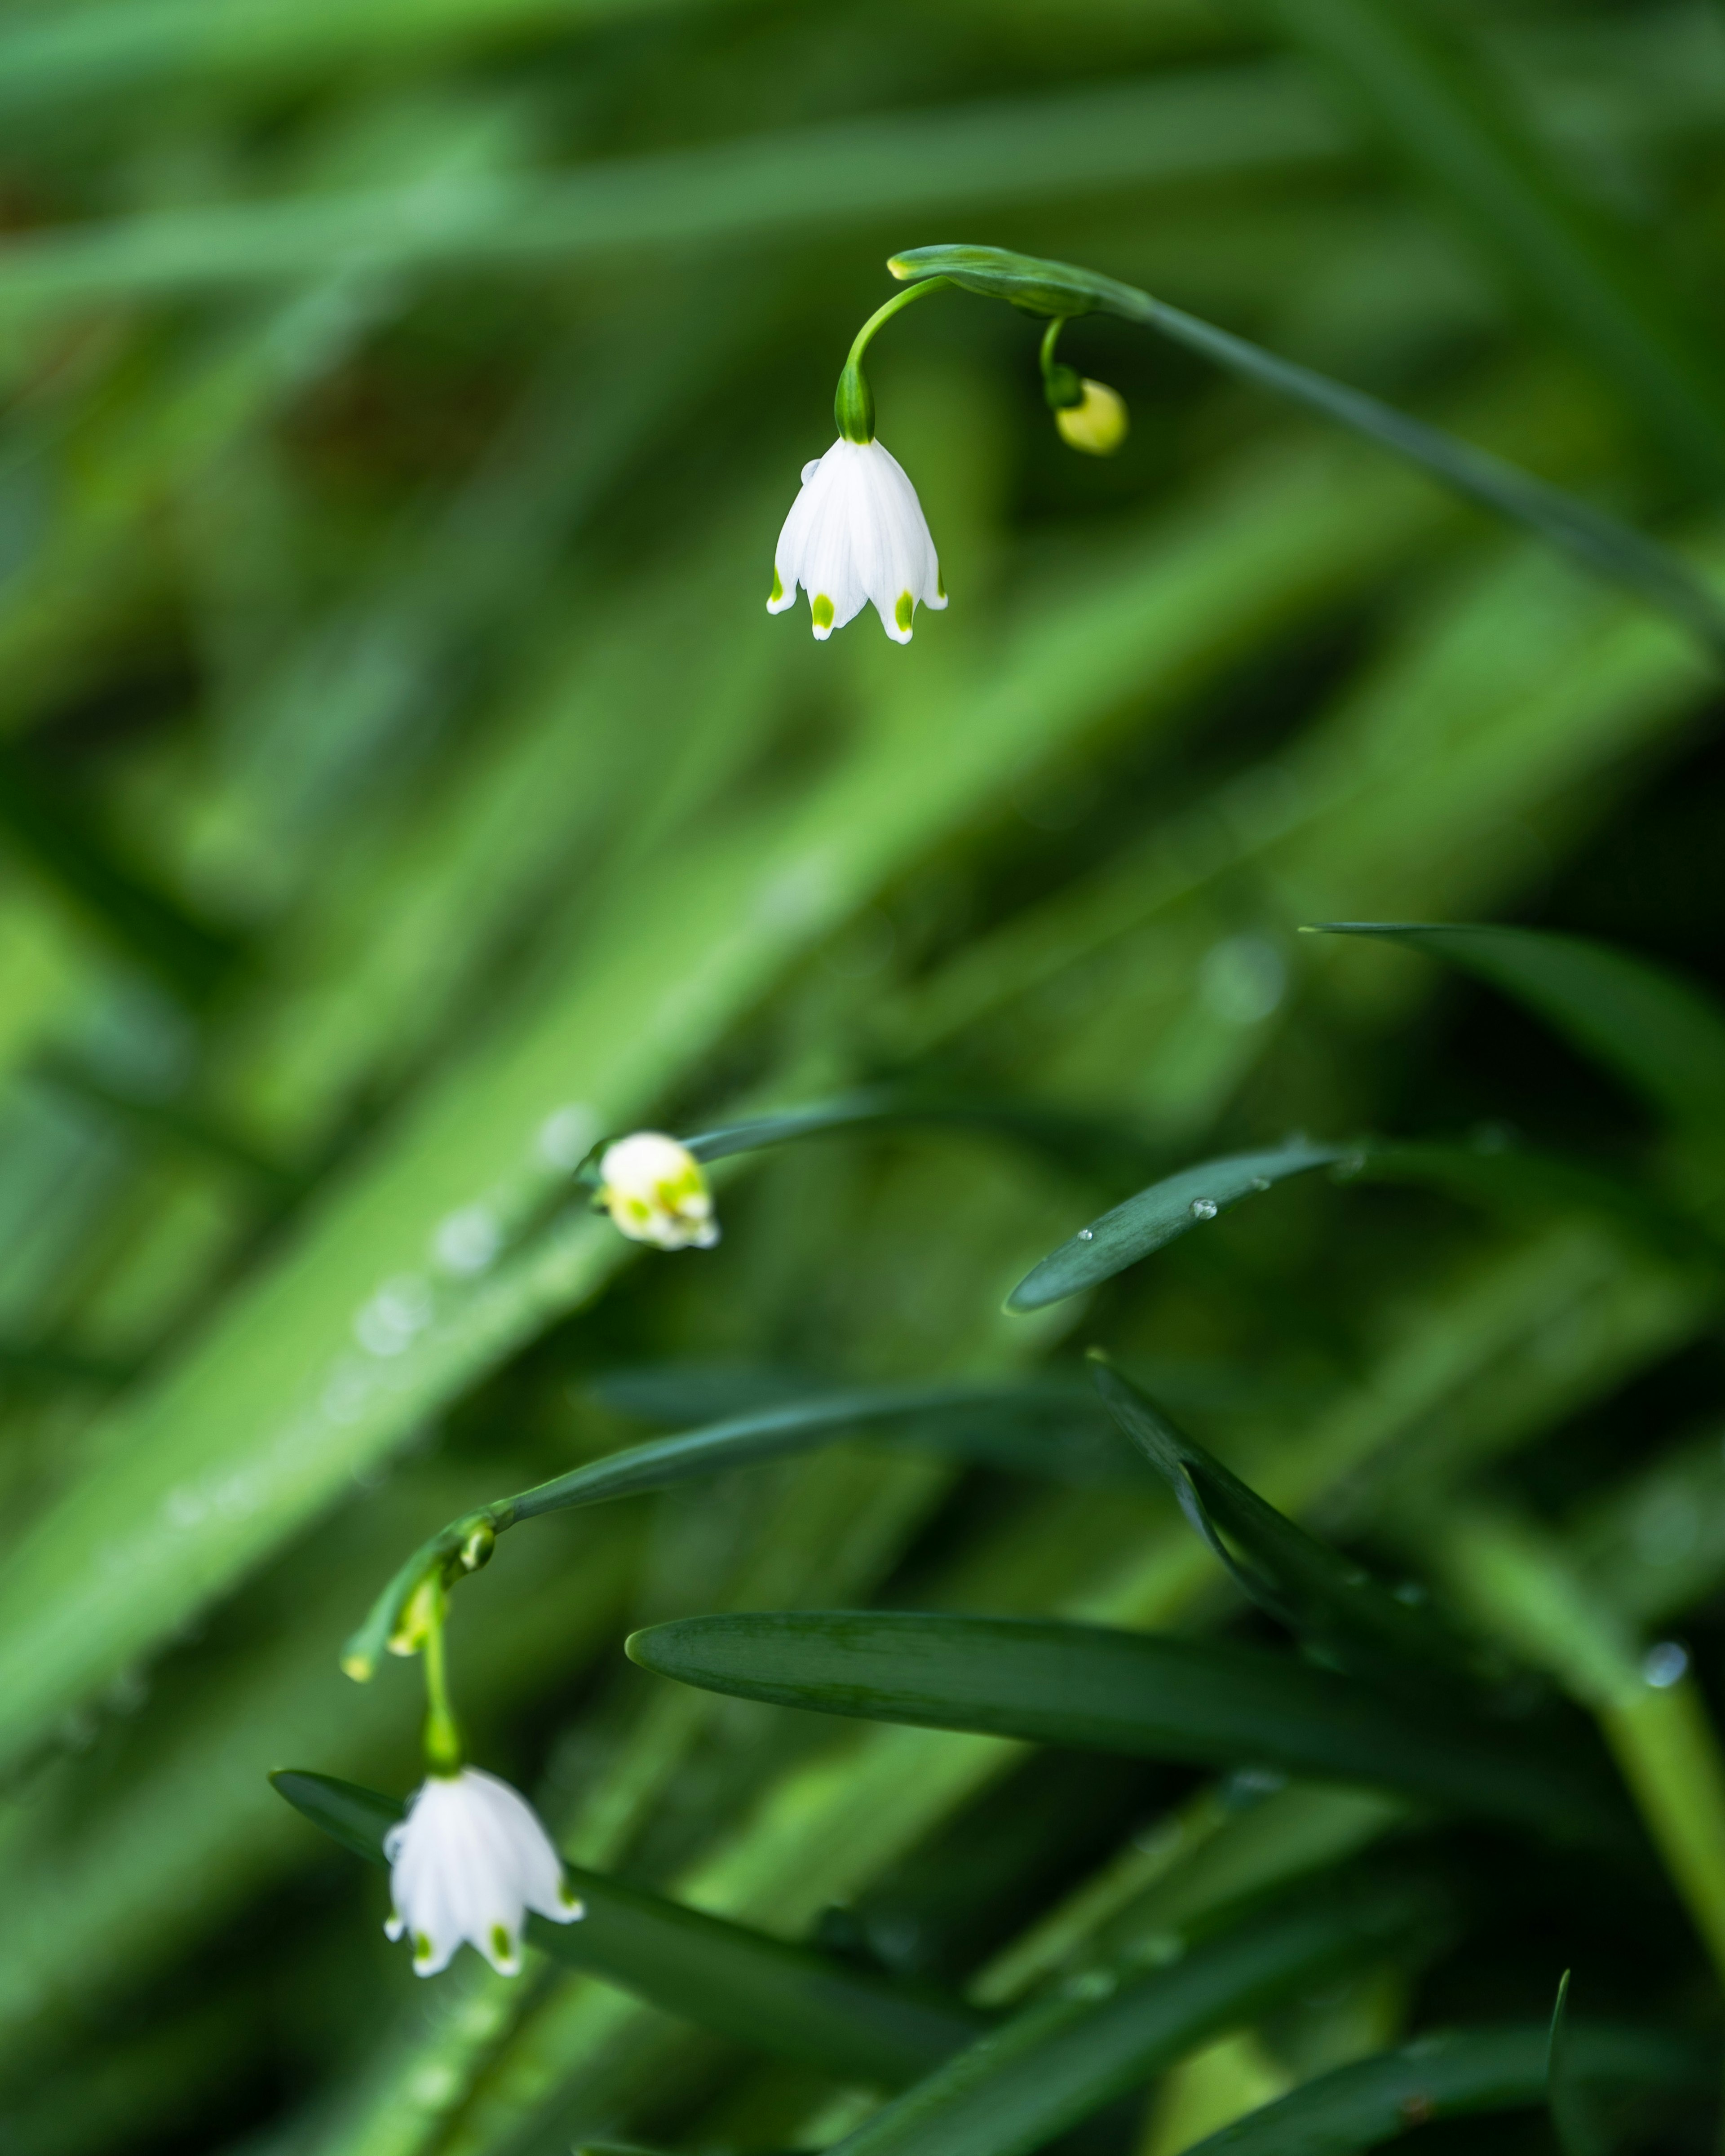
[834,275,951,443]
[421,1598,463,1775]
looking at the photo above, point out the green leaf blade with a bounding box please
[1007,1145,1345,1312]
[1314,924,1725,1134]
[1088,1354,1489,1691]
[626,1612,1633,1843]
[828,1873,1434,2156]
[1179,2017,1706,2156]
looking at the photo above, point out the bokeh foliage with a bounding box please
[2,0,1725,2151]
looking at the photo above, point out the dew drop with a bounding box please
[1644,1640,1689,1689]
[1250,1176,1271,1193]
[1190,1196,1219,1221]
[1078,1227,1094,1241]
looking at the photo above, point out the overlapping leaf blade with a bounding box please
[1088,1353,1490,1690]
[822,1871,1437,2156]
[1178,2017,1706,2155]
[627,1612,1633,1842]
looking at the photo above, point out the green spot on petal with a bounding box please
[414,1932,432,1961]
[491,1925,513,1962]
[769,568,783,602]
[812,594,834,629]
[937,571,946,600]
[894,591,913,633]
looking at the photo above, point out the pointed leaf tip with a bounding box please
[1007,1144,1344,1312]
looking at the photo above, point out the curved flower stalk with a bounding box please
[1040,318,1129,457]
[385,1767,585,1976]
[365,1580,585,1978]
[595,1132,719,1250]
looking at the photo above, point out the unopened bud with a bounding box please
[1056,379,1129,456]
[460,1521,496,1573]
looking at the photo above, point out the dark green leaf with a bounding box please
[575,1091,1159,1187]
[1180,2015,1707,2155]
[270,1771,981,2086]
[343,1381,1128,1678]
[892,245,1725,660]
[1007,1145,1345,1313]
[626,1613,1633,1844]
[1088,1353,1489,1690]
[1312,925,1725,1134]
[824,1872,1436,2156]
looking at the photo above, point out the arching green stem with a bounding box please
[834,274,952,443]
[421,1594,463,1775]
[1039,316,1082,411]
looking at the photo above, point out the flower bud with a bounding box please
[388,1573,441,1658]
[1055,379,1129,456]
[596,1132,719,1251]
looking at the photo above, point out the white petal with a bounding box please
[386,1768,574,1979]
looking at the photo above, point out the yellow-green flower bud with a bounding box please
[1056,379,1129,456]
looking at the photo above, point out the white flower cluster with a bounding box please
[385,1767,584,1977]
[769,438,945,644]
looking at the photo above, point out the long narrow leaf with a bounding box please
[341,1381,1122,1678]
[890,244,1725,661]
[1088,1353,1490,1691]
[271,1772,982,2087]
[1007,1144,1345,1313]
[1312,924,1725,1134]
[1180,2019,1706,2156]
[823,1873,1436,2156]
[626,1612,1634,1844]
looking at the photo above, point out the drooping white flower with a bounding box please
[768,438,946,644]
[385,1767,584,1977]
[596,1132,718,1251]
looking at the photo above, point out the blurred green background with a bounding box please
[2,0,1725,2150]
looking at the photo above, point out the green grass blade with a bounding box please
[673,1092,1158,1180]
[1265,0,1725,481]
[892,244,1725,659]
[271,1771,983,2086]
[823,1873,1436,2156]
[1178,2018,1705,2155]
[626,1612,1632,1843]
[341,1381,1115,1679]
[1088,1353,1487,1691]
[1006,1144,1344,1313]
[1312,923,1725,1133]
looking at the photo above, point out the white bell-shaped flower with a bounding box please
[384,1767,585,1977]
[596,1131,719,1250]
[768,438,946,644]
